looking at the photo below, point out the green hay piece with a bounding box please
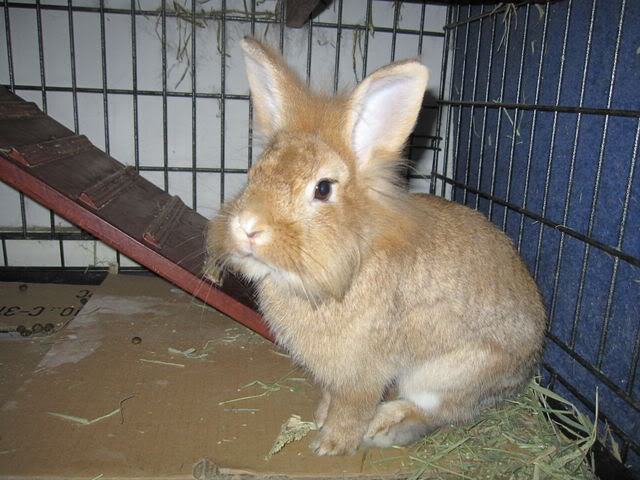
[270,349,290,358]
[266,414,317,460]
[218,368,303,406]
[47,408,120,425]
[139,358,185,368]
[89,475,104,480]
[48,395,137,427]
[168,347,208,359]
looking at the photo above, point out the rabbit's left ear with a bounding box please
[346,60,428,167]
[240,37,306,135]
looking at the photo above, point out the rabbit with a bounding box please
[205,37,547,456]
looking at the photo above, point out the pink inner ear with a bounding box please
[244,54,283,132]
[351,75,420,161]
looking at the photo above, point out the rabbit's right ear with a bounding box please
[240,37,305,135]
[345,60,428,169]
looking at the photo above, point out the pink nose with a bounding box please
[246,230,263,240]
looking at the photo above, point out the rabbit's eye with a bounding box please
[314,180,333,201]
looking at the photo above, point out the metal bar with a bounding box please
[462,5,482,206]
[278,0,284,51]
[484,8,502,219]
[438,99,640,119]
[417,2,426,56]
[332,0,343,94]
[500,4,530,231]
[613,120,639,394]
[58,238,65,267]
[3,1,15,90]
[572,0,627,365]
[629,319,640,396]
[99,0,109,155]
[189,0,197,210]
[533,1,572,280]
[0,83,439,101]
[516,2,549,253]
[219,0,226,203]
[548,0,596,344]
[66,0,79,134]
[390,0,400,62]
[476,10,498,213]
[361,0,371,78]
[161,0,168,192]
[130,0,139,172]
[306,9,313,84]
[450,5,465,201]
[35,0,46,112]
[0,231,99,241]
[437,5,459,198]
[248,0,256,167]
[1,238,7,266]
[431,173,640,269]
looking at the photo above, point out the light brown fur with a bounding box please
[206,38,546,455]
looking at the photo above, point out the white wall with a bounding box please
[0,0,447,267]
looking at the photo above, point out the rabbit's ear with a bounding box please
[346,60,428,167]
[240,37,305,135]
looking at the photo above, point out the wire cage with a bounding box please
[0,0,445,268]
[1,0,639,477]
[436,1,640,475]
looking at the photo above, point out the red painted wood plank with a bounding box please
[0,154,272,341]
[0,87,272,342]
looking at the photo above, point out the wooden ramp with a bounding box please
[0,87,270,340]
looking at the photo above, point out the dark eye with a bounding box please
[314,180,333,201]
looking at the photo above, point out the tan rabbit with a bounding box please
[206,37,546,456]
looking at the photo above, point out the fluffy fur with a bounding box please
[206,37,546,456]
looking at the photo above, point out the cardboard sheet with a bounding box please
[0,275,410,479]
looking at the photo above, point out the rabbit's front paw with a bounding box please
[314,391,331,429]
[310,428,361,456]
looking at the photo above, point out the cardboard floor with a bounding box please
[0,275,411,479]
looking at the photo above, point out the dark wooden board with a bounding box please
[0,86,271,341]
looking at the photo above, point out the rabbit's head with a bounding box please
[207,37,428,302]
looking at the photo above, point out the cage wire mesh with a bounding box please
[434,0,640,474]
[1,0,640,476]
[0,0,445,267]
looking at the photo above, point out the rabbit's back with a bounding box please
[402,193,546,356]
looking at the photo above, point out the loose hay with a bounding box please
[168,346,209,359]
[218,368,305,406]
[266,414,317,460]
[368,378,598,479]
[264,379,597,479]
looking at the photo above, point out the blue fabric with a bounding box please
[447,1,640,472]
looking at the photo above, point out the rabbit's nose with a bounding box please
[238,213,264,240]
[245,229,263,240]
